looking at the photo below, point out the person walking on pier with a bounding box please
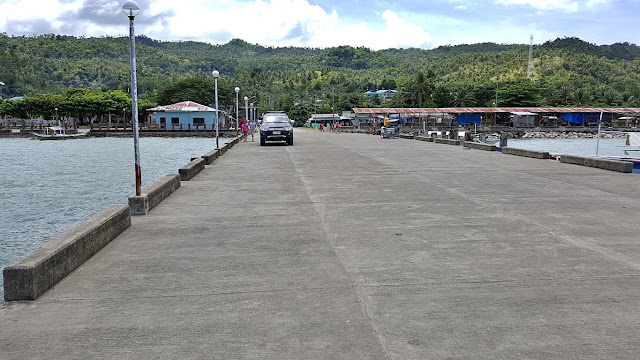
[249,119,256,142]
[241,121,248,142]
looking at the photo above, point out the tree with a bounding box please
[288,103,316,125]
[498,79,542,106]
[380,78,397,90]
[156,76,233,108]
[571,87,592,106]
[399,71,436,107]
[451,84,477,107]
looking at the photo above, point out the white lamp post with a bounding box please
[122,0,142,196]
[0,81,5,100]
[244,96,249,128]
[250,103,254,124]
[212,70,220,149]
[235,87,240,136]
[55,107,58,127]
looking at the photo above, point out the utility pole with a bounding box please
[331,86,335,126]
[527,34,534,79]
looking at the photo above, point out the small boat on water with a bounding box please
[31,126,88,140]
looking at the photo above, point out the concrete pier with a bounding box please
[1,129,640,359]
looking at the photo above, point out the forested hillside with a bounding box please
[1,33,639,122]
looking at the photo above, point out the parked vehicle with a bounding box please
[380,118,400,139]
[260,113,294,146]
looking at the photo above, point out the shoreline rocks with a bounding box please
[519,131,626,139]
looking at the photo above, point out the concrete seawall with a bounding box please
[128,174,181,215]
[219,142,229,155]
[435,138,461,146]
[501,147,550,159]
[560,154,633,173]
[464,141,497,151]
[415,136,433,142]
[3,206,131,301]
[202,149,220,165]
[179,158,206,181]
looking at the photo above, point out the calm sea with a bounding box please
[508,137,631,157]
[0,136,228,302]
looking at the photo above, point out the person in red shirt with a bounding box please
[241,121,249,142]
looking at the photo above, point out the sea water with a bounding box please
[0,137,228,302]
[508,137,630,157]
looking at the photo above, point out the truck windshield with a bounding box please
[263,116,289,123]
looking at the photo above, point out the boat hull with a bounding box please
[32,133,88,140]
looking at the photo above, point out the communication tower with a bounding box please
[527,35,534,79]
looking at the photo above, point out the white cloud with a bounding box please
[0,0,433,50]
[0,0,83,31]
[495,0,580,12]
[143,0,433,49]
[495,0,611,12]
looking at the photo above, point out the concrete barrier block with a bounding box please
[202,148,220,165]
[219,143,229,156]
[464,141,497,152]
[399,134,415,140]
[415,136,433,142]
[128,195,149,215]
[179,158,206,181]
[560,155,633,173]
[128,174,181,215]
[3,206,131,301]
[435,138,461,146]
[501,147,550,159]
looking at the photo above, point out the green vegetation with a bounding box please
[1,33,639,122]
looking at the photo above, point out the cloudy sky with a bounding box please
[0,0,637,50]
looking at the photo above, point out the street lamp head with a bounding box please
[250,103,253,106]
[122,0,140,18]
[244,96,248,101]
[212,70,219,78]
[235,87,240,93]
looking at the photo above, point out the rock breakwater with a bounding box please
[520,131,626,139]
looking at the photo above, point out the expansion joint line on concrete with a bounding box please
[284,145,390,358]
[338,136,640,273]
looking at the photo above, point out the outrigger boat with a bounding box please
[31,126,87,140]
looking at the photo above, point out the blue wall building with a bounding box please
[149,101,227,130]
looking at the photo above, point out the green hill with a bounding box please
[1,33,639,116]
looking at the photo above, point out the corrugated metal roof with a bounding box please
[353,107,640,114]
[149,101,216,112]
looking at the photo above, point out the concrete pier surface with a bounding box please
[2,129,640,359]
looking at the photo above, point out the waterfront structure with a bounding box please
[304,113,345,128]
[510,112,536,127]
[149,101,226,130]
[354,107,640,127]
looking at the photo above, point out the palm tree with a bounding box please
[400,71,436,107]
[551,85,572,106]
[571,87,592,106]
[451,85,476,107]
